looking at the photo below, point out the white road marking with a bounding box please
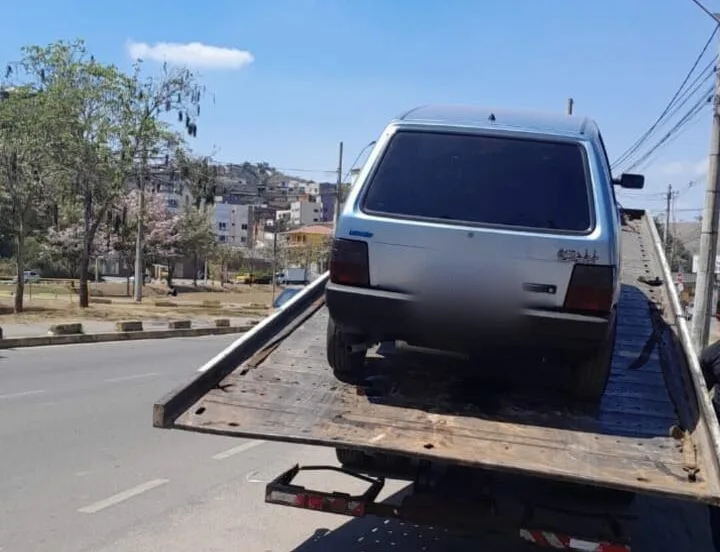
[212,440,264,460]
[105,372,160,383]
[246,470,272,484]
[0,390,46,400]
[77,479,169,514]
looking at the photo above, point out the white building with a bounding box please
[153,180,193,214]
[305,182,320,196]
[290,200,323,226]
[275,209,291,225]
[213,198,251,246]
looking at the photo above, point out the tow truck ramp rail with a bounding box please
[154,209,720,550]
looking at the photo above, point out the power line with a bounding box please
[611,24,718,169]
[342,140,376,182]
[624,86,713,172]
[690,0,720,24]
[613,57,716,172]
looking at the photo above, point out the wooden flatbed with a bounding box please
[154,210,720,506]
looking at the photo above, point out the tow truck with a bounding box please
[154,209,720,550]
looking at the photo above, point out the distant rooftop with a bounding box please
[396,105,591,137]
[285,224,332,236]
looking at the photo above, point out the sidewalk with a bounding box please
[0,316,259,338]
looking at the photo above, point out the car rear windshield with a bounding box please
[361,130,592,232]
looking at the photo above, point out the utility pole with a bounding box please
[692,21,720,351]
[566,98,574,116]
[271,229,278,302]
[133,162,146,303]
[663,184,672,251]
[333,141,344,232]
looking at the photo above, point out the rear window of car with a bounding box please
[361,130,592,232]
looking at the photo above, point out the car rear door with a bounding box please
[352,129,611,310]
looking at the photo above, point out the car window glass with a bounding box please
[362,131,592,232]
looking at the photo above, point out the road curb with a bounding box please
[0,324,255,350]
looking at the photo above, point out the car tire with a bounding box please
[326,317,367,381]
[570,316,617,403]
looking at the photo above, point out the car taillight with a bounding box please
[330,238,370,287]
[563,264,614,314]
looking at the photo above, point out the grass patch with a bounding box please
[0,284,280,324]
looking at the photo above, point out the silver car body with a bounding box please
[335,106,621,328]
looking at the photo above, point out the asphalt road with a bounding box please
[0,337,715,552]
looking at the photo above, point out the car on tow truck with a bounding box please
[326,105,644,402]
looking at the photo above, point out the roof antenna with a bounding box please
[488,113,496,122]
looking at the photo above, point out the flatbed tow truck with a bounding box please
[154,210,720,551]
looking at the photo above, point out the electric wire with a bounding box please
[611,24,718,169]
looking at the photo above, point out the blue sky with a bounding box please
[1,0,718,219]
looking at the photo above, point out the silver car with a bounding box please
[325,105,644,402]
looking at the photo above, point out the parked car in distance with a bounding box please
[325,105,644,402]
[12,270,41,283]
[272,286,305,310]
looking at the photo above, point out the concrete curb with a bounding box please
[0,324,255,350]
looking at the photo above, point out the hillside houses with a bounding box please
[100,161,337,279]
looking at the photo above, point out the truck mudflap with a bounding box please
[265,464,632,551]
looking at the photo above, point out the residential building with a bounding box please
[281,223,332,277]
[318,182,336,223]
[283,223,332,247]
[212,197,252,246]
[275,209,292,225]
[290,200,323,226]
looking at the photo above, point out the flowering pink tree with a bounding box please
[103,190,180,281]
[42,224,105,278]
[44,191,180,284]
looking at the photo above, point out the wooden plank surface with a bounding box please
[174,216,720,503]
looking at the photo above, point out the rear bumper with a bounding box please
[325,283,612,353]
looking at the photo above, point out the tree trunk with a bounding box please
[78,234,91,308]
[79,188,93,308]
[13,230,25,314]
[192,254,198,287]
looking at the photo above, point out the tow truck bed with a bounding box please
[155,210,720,505]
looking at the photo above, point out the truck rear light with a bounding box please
[330,238,370,287]
[563,264,614,314]
[266,489,366,517]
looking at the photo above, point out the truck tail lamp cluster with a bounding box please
[266,489,367,517]
[563,264,615,314]
[329,238,370,287]
[265,464,382,519]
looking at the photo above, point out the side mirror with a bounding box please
[614,173,644,190]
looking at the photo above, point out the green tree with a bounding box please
[176,205,215,286]
[21,40,130,307]
[117,60,203,301]
[175,149,221,209]
[654,216,693,273]
[212,243,244,286]
[0,84,55,312]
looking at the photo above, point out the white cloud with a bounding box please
[648,158,708,180]
[126,40,254,70]
[693,158,708,176]
[656,161,686,176]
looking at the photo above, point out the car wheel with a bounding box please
[326,317,367,381]
[570,317,617,403]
